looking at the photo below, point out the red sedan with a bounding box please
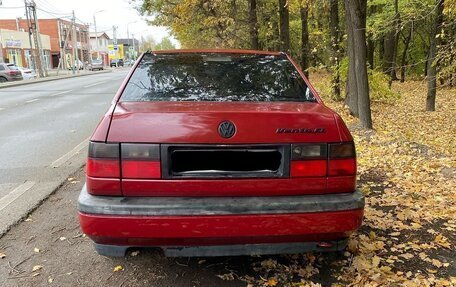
[78,50,364,257]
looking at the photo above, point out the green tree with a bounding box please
[155,37,176,50]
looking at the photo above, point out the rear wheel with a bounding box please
[0,77,7,83]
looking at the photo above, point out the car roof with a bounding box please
[149,49,283,56]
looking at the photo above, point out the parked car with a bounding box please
[88,59,104,71]
[0,63,23,82]
[78,50,364,257]
[110,58,124,67]
[17,66,36,80]
[68,59,84,71]
[124,59,135,66]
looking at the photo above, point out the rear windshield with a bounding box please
[120,53,316,102]
[6,64,19,70]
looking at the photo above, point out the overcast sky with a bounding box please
[0,0,177,45]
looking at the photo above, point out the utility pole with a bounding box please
[127,25,130,59]
[113,26,117,45]
[33,5,48,76]
[57,20,73,75]
[113,25,118,66]
[131,33,135,60]
[25,0,45,77]
[72,10,79,74]
[93,15,98,59]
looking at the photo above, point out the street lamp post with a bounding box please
[131,33,136,59]
[127,21,137,60]
[93,10,104,60]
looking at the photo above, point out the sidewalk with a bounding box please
[0,68,115,89]
[0,167,246,287]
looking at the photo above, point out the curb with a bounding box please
[0,163,86,238]
[0,69,113,89]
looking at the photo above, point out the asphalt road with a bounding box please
[0,69,129,234]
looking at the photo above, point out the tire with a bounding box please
[0,77,7,83]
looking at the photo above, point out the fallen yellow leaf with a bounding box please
[113,265,123,272]
[432,259,443,268]
[266,278,278,286]
[216,273,234,281]
[32,265,43,272]
[372,256,381,267]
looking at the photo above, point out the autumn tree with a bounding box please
[426,0,445,111]
[249,0,260,49]
[300,0,310,77]
[133,0,456,117]
[345,0,372,128]
[279,0,291,52]
[329,0,341,98]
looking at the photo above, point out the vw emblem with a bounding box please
[218,121,236,138]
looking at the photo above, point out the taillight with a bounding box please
[121,144,160,179]
[86,142,120,178]
[86,142,161,196]
[86,142,121,196]
[290,142,356,192]
[327,142,356,193]
[328,142,356,176]
[290,144,327,177]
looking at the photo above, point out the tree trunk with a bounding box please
[367,36,375,69]
[278,0,290,52]
[273,19,281,51]
[382,32,395,74]
[301,3,309,78]
[388,0,400,87]
[426,0,445,111]
[329,0,341,98]
[366,4,376,69]
[345,0,372,129]
[400,25,412,82]
[249,0,259,50]
[345,1,358,117]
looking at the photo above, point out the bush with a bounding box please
[338,57,400,102]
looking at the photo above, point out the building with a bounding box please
[109,38,139,60]
[0,28,51,69]
[89,32,110,66]
[0,18,90,69]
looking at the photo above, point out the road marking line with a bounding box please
[0,181,36,211]
[26,98,39,103]
[51,90,72,96]
[50,137,90,168]
[83,81,106,88]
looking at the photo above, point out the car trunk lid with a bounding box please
[107,101,341,143]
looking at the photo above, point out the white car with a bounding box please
[17,66,36,80]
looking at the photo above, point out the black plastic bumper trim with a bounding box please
[78,185,364,216]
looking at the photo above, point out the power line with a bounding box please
[35,0,66,15]
[36,8,71,18]
[0,6,24,9]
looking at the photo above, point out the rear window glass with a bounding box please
[6,64,19,70]
[120,53,316,102]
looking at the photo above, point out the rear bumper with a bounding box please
[78,185,364,255]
